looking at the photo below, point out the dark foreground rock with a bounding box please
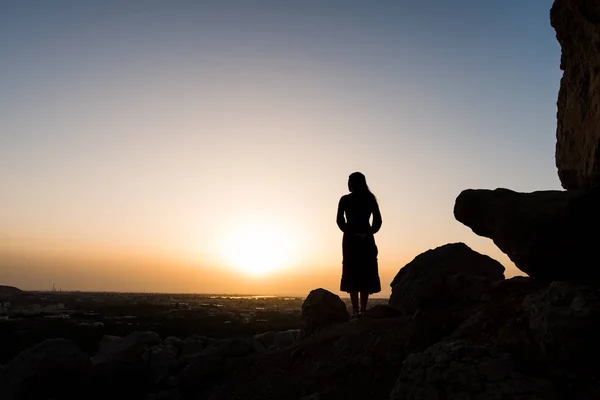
[389,243,505,313]
[454,187,600,280]
[362,304,402,319]
[0,339,91,400]
[92,331,161,393]
[451,277,600,400]
[3,277,600,399]
[0,286,22,297]
[524,281,600,366]
[390,340,556,400]
[6,0,600,399]
[254,329,300,350]
[210,316,427,400]
[206,280,600,400]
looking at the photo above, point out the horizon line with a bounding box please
[20,289,391,299]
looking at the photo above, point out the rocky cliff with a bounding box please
[552,0,600,189]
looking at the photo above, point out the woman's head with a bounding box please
[348,172,369,193]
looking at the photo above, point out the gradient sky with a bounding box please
[0,0,561,296]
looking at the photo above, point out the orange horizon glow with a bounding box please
[0,228,523,298]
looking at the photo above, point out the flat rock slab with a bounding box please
[454,187,600,280]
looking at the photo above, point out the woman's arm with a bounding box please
[336,197,347,232]
[370,201,382,234]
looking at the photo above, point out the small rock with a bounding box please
[301,288,349,337]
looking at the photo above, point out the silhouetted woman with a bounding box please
[336,172,382,317]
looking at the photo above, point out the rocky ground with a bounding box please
[2,245,599,400]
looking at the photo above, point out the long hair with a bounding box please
[349,172,377,203]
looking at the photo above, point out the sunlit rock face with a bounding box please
[552,0,600,189]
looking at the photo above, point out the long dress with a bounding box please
[337,193,382,294]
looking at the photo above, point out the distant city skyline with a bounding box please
[1,1,561,296]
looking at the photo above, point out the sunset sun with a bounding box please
[219,221,295,276]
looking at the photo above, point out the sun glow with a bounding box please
[219,220,296,276]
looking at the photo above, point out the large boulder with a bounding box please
[300,289,349,337]
[390,340,556,400]
[551,0,600,190]
[0,338,91,400]
[389,243,505,313]
[454,187,600,279]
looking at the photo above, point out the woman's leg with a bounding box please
[350,292,359,316]
[360,291,369,314]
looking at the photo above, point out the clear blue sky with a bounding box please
[0,1,561,294]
